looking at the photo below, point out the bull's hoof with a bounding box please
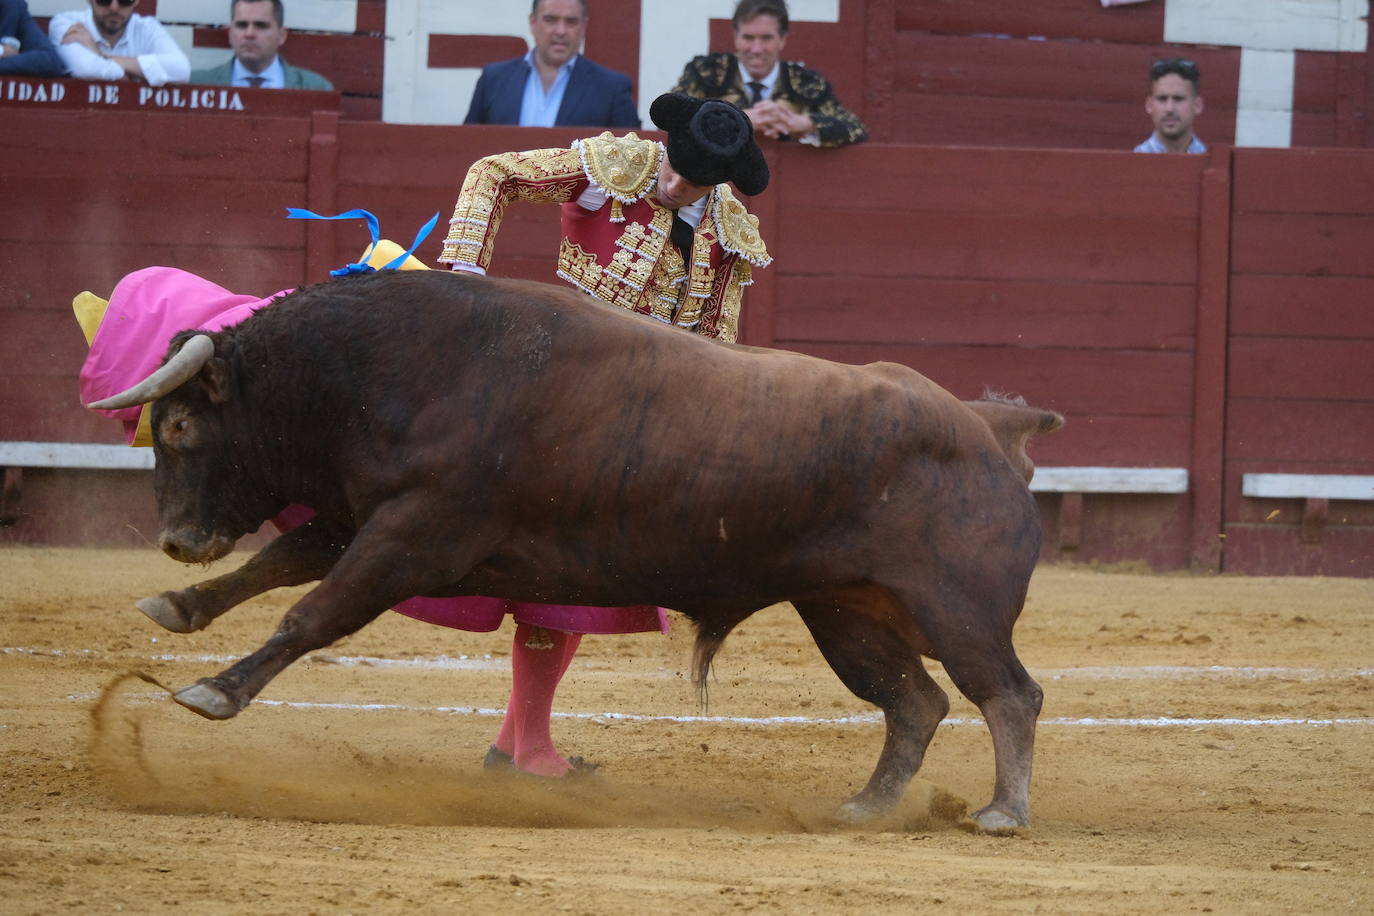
[833,797,886,825]
[964,804,1028,836]
[173,681,240,720]
[136,595,196,634]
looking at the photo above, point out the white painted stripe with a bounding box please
[1041,665,1374,681]
[1235,48,1294,148]
[2,647,506,671]
[67,691,1374,729]
[1029,467,1188,494]
[1164,0,1369,52]
[9,648,1372,681]
[157,0,359,32]
[0,442,153,470]
[1243,473,1374,501]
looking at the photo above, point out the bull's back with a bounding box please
[252,272,1039,598]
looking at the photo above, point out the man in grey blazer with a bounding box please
[191,0,332,90]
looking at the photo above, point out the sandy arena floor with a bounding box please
[2,546,1371,914]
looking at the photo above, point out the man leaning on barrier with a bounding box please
[47,0,189,86]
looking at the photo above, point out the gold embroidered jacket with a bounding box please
[670,52,868,148]
[440,132,770,342]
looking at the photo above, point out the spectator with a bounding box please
[465,0,638,128]
[47,0,189,86]
[190,0,332,90]
[671,0,866,148]
[439,93,770,773]
[1135,58,1207,154]
[0,0,64,76]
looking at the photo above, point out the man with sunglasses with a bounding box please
[48,0,190,86]
[1135,58,1207,154]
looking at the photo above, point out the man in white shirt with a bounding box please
[48,0,190,87]
[1134,58,1208,155]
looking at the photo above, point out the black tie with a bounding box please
[748,81,765,105]
[670,211,694,263]
[245,75,266,88]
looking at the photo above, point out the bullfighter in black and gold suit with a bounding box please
[670,0,867,149]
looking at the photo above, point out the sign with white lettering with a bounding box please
[0,76,338,115]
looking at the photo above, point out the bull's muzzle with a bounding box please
[159,529,235,565]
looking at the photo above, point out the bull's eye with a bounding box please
[173,418,190,435]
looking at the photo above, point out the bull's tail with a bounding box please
[689,606,756,711]
[965,391,1065,484]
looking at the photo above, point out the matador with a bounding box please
[441,93,771,343]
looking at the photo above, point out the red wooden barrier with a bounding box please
[1222,148,1374,574]
[3,108,1372,574]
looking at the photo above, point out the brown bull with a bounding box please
[90,269,1062,833]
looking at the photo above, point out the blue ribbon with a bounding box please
[285,207,440,276]
[387,210,440,270]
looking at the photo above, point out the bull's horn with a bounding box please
[85,334,216,410]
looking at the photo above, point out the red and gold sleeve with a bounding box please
[439,146,588,271]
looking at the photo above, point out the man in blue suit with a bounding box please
[465,0,639,128]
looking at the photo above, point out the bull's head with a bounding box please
[86,333,281,564]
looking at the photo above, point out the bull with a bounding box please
[90,269,1063,833]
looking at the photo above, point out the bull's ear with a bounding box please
[202,357,234,405]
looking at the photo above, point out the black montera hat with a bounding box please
[650,93,770,196]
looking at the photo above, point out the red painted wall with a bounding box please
[3,78,1373,574]
[1222,149,1374,575]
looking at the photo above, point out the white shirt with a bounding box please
[232,56,284,89]
[518,50,576,127]
[1134,133,1208,154]
[48,9,190,87]
[736,60,779,103]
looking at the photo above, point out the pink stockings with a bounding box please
[491,623,583,777]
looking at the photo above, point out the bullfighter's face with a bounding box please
[654,158,713,210]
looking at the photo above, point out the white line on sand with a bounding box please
[65,691,1374,729]
[9,647,1372,682]
[19,645,1374,728]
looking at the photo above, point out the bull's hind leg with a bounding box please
[139,519,349,633]
[906,581,1043,834]
[792,597,950,822]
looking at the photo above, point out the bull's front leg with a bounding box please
[137,518,351,633]
[171,510,481,720]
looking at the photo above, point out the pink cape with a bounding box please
[80,266,668,636]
